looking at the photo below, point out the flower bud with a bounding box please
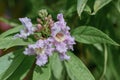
[38,9,48,19]
[37,24,42,31]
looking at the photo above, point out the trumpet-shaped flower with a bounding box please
[14,17,36,39]
[24,39,54,66]
[51,13,75,60]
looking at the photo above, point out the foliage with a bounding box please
[0,0,120,80]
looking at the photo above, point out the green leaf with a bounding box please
[0,37,31,49]
[65,5,76,17]
[0,52,14,78]
[72,26,119,46]
[0,50,25,80]
[77,0,88,17]
[50,53,63,79]
[113,0,120,14]
[64,51,95,80]
[0,17,19,27]
[33,64,51,80]
[7,56,35,80]
[93,0,112,14]
[84,5,91,14]
[0,26,23,39]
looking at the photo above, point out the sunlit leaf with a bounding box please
[64,51,95,80]
[113,0,120,14]
[0,52,14,78]
[7,56,35,80]
[84,5,91,14]
[0,50,25,80]
[33,64,51,80]
[72,26,119,46]
[93,0,112,14]
[77,0,88,17]
[50,53,63,79]
[0,37,31,49]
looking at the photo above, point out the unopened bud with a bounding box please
[38,9,48,19]
[49,19,54,27]
[37,18,43,24]
[37,24,42,31]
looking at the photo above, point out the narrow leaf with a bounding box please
[0,17,19,27]
[72,26,119,46]
[77,0,88,17]
[7,56,35,80]
[0,52,14,78]
[0,37,31,49]
[1,50,25,80]
[64,51,95,80]
[93,0,112,14]
[84,5,91,14]
[33,64,51,80]
[0,26,23,38]
[50,53,63,79]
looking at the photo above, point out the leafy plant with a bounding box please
[0,0,120,80]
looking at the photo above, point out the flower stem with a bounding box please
[100,44,108,80]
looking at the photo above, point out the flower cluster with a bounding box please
[15,13,75,66]
[24,39,54,66]
[51,14,75,60]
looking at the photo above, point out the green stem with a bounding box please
[100,44,108,80]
